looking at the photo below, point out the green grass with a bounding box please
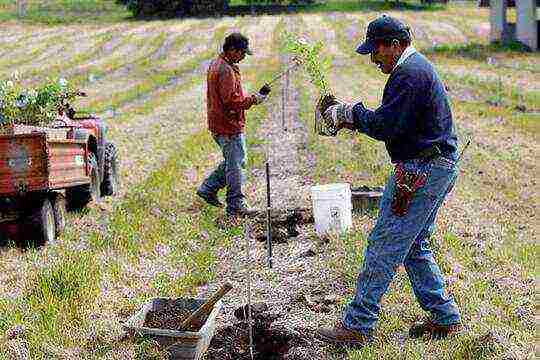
[0,0,446,24]
[0,0,130,24]
[423,41,536,62]
[0,2,537,359]
[230,0,444,12]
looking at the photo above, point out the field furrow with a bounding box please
[0,2,537,359]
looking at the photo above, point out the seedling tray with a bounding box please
[123,297,222,360]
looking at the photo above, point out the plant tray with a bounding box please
[351,186,384,213]
[123,297,222,360]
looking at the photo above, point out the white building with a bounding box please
[490,0,538,51]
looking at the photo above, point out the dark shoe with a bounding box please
[196,190,223,208]
[226,205,259,218]
[409,319,462,340]
[317,323,372,347]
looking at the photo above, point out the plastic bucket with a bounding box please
[310,183,352,236]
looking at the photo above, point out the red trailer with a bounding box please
[0,120,118,246]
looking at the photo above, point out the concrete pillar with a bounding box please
[490,0,507,42]
[516,0,538,50]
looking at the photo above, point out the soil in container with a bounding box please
[143,299,209,332]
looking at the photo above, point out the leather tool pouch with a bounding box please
[391,163,428,217]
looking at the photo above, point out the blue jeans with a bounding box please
[343,156,461,334]
[198,133,247,214]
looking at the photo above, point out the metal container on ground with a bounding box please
[123,297,222,360]
[351,186,384,214]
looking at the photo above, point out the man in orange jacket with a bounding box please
[197,33,271,217]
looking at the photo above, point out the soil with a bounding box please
[143,300,208,332]
[206,304,317,360]
[251,208,313,244]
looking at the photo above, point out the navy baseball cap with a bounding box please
[356,15,410,55]
[224,32,253,55]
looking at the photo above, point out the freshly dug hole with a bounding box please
[207,303,313,359]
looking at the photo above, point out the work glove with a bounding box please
[317,93,339,114]
[323,101,355,131]
[252,83,271,105]
[253,93,268,105]
[315,94,342,136]
[259,83,271,95]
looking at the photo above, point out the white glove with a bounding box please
[253,93,268,105]
[323,101,354,130]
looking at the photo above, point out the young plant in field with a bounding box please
[282,32,340,136]
[0,73,78,127]
[282,31,331,96]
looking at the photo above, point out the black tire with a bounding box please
[52,193,67,237]
[24,198,56,247]
[67,153,100,211]
[100,142,119,197]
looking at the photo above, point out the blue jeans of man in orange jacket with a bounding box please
[198,133,247,215]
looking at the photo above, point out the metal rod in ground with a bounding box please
[283,68,290,130]
[281,73,286,130]
[243,224,254,360]
[265,161,273,269]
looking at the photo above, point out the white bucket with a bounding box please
[310,183,352,236]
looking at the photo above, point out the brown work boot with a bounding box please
[409,318,462,340]
[317,322,372,347]
[226,204,259,218]
[196,190,223,208]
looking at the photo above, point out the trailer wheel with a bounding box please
[52,194,67,237]
[67,152,100,211]
[25,198,56,247]
[100,142,119,197]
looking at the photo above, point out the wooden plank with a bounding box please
[0,133,49,195]
[48,141,89,189]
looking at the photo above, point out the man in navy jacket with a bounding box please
[317,15,462,346]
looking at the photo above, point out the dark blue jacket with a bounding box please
[352,52,458,162]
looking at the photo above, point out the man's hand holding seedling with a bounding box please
[317,94,355,133]
[323,99,355,131]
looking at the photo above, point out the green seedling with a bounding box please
[282,31,332,96]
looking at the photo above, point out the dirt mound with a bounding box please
[207,304,316,360]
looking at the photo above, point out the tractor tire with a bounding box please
[67,153,100,211]
[24,198,56,247]
[52,193,67,237]
[100,142,119,197]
